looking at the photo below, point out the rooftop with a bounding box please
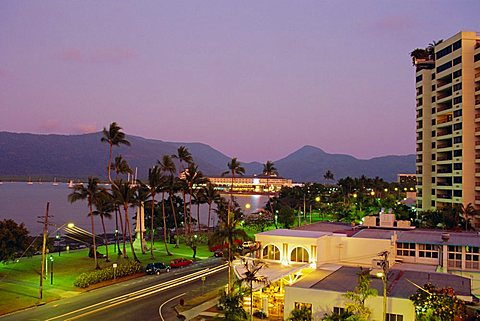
[256,229,332,239]
[294,265,471,300]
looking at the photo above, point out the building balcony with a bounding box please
[437,104,453,113]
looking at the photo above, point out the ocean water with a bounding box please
[0,182,268,235]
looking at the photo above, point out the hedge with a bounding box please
[74,260,143,288]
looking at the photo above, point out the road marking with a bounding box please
[159,292,185,321]
[45,263,227,321]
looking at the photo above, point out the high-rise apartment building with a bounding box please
[414,31,480,212]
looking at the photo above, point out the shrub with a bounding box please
[74,260,142,288]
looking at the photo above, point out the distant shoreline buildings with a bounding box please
[206,175,292,194]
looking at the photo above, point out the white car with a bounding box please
[242,241,256,249]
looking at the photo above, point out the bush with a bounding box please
[74,260,142,288]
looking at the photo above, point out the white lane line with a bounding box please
[159,292,185,321]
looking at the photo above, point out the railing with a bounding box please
[437,104,453,113]
[437,194,452,199]
[437,156,452,161]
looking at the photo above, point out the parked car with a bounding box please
[242,241,256,249]
[170,258,193,268]
[213,250,224,257]
[145,262,171,275]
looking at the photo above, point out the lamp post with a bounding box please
[377,251,389,321]
[49,255,54,285]
[55,232,61,256]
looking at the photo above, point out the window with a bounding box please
[333,307,345,314]
[454,176,462,183]
[431,119,436,125]
[454,123,462,131]
[453,57,462,66]
[432,130,436,137]
[432,106,436,113]
[454,136,462,144]
[452,40,462,51]
[432,96,436,103]
[448,245,462,268]
[453,110,462,117]
[387,313,404,321]
[454,190,462,197]
[397,242,415,256]
[454,163,462,170]
[475,53,480,62]
[466,246,479,269]
[431,177,436,183]
[432,84,436,91]
[436,46,452,59]
[262,244,280,260]
[453,83,462,91]
[416,75,423,82]
[431,189,435,195]
[453,150,462,157]
[437,61,452,73]
[453,69,462,78]
[454,96,462,104]
[432,73,436,80]
[417,86,423,95]
[291,247,309,262]
[431,142,436,148]
[419,244,439,258]
[294,302,312,316]
[431,165,435,171]
[431,200,436,207]
[432,154,436,160]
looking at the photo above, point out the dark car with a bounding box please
[145,262,171,275]
[213,250,223,257]
[170,258,193,268]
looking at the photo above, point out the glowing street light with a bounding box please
[245,203,251,209]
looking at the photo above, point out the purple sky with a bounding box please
[1,1,479,162]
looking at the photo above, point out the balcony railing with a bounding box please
[437,194,452,199]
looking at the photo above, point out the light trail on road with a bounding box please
[45,263,227,321]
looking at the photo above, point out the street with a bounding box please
[1,259,227,321]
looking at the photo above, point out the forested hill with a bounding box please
[0,132,415,182]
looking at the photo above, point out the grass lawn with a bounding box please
[0,241,213,315]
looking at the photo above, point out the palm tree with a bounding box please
[159,155,180,242]
[263,161,278,193]
[141,166,166,258]
[203,182,221,229]
[92,190,114,262]
[185,163,208,231]
[68,177,103,269]
[172,146,193,176]
[459,203,477,231]
[323,170,334,184]
[221,157,245,294]
[101,122,131,182]
[237,258,269,321]
[209,198,248,294]
[112,179,139,262]
[112,155,132,254]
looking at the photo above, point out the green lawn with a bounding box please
[0,241,213,315]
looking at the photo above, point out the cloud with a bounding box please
[59,47,138,64]
[73,123,97,134]
[38,119,62,132]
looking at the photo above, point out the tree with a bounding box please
[244,210,273,232]
[111,155,132,254]
[68,177,104,269]
[0,219,29,262]
[142,165,168,258]
[263,161,278,192]
[277,205,295,229]
[324,170,335,184]
[185,162,208,231]
[101,122,131,182]
[343,268,377,321]
[159,155,180,240]
[237,258,269,321]
[112,179,140,262]
[209,199,248,293]
[203,182,221,230]
[172,145,193,176]
[91,190,114,262]
[409,283,466,321]
[287,306,312,321]
[217,285,248,321]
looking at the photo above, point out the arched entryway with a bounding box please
[290,246,309,263]
[262,244,281,260]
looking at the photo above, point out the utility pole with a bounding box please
[38,202,51,300]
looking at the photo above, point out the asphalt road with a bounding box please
[1,258,227,321]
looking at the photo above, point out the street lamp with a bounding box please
[49,255,54,285]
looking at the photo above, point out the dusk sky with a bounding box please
[1,1,479,163]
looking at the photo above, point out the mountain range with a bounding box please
[0,132,415,182]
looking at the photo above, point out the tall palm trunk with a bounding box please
[89,201,99,269]
[119,206,127,258]
[124,204,139,262]
[107,144,113,182]
[169,193,179,248]
[150,195,155,259]
[100,215,109,262]
[183,191,188,236]
[197,201,201,232]
[161,192,172,255]
[115,208,122,255]
[207,202,212,230]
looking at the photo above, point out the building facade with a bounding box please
[415,31,480,211]
[207,175,292,193]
